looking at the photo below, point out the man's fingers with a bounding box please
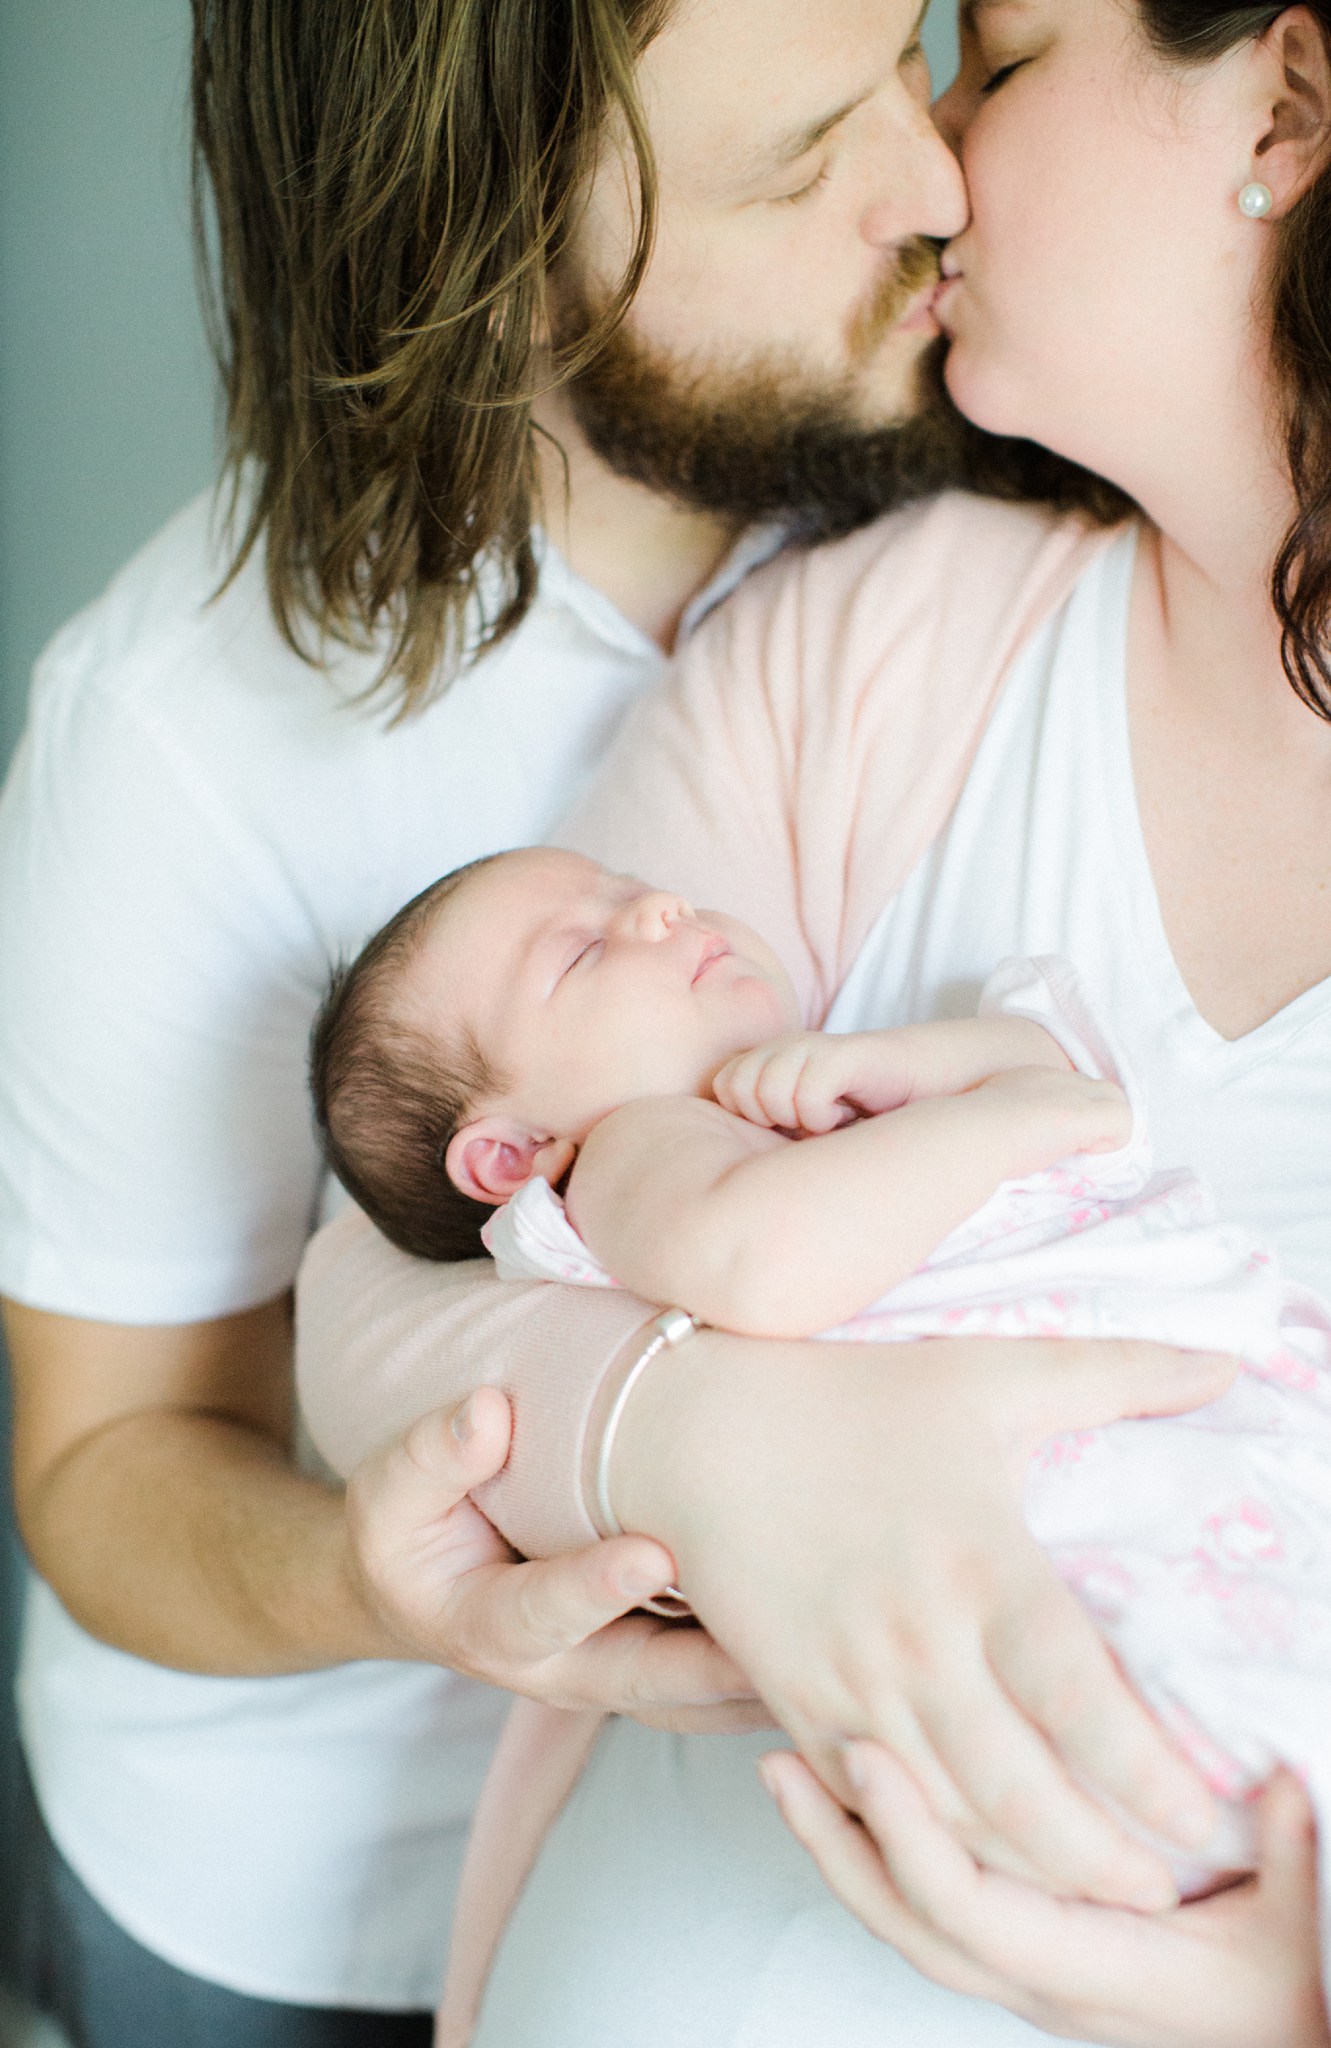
[539,1601,762,1714]
[460,1533,679,1668]
[346,1393,519,1601]
[368,1390,513,1522]
[466,1562,763,1714]
[623,1615,758,1705]
[636,1699,776,1735]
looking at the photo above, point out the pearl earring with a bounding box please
[1237,180,1274,219]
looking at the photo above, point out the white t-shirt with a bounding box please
[831,524,1331,1299]
[472,525,1331,2048]
[0,491,777,2007]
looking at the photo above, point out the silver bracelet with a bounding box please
[593,1307,700,1539]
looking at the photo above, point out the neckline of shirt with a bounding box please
[532,522,789,662]
[1092,524,1331,1079]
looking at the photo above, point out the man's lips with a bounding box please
[929,272,963,329]
[691,932,732,984]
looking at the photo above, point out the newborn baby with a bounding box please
[310,845,1331,2044]
[312,845,1133,1330]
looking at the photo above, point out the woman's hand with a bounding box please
[762,1745,1329,2048]
[345,1387,768,1733]
[610,1328,1237,1908]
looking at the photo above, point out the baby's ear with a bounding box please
[445,1117,573,1205]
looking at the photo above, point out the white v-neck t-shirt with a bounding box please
[833,524,1331,1299]
[473,525,1331,2048]
[0,491,780,2009]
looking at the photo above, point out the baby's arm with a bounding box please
[566,1027,1129,1339]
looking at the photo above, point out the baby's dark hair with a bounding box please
[310,854,507,1261]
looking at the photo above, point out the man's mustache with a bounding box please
[851,237,942,360]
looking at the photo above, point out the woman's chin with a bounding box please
[941,346,1029,444]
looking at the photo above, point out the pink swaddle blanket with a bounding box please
[438,958,1331,2042]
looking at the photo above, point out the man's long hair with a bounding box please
[192,0,667,717]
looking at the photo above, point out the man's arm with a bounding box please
[4,1293,761,1723]
[7,1293,371,1673]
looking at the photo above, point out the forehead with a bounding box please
[437,847,603,941]
[640,0,925,191]
[399,847,603,1024]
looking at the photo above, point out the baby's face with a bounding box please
[402,847,799,1145]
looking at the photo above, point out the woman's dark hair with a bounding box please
[1140,2,1331,719]
[192,0,668,719]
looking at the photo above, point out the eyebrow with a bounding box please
[763,0,931,170]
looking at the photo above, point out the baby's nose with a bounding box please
[616,890,694,941]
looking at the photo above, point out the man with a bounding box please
[0,0,986,2039]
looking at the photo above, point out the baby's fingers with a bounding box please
[715,1035,855,1133]
[714,1042,808,1129]
[713,1048,780,1126]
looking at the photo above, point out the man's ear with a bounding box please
[1252,8,1331,210]
[444,1116,575,1205]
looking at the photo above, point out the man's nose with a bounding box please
[860,87,969,249]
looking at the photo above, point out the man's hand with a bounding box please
[345,1386,767,1732]
[761,1746,1329,2048]
[609,1327,1237,1907]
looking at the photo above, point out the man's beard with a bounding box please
[552,240,973,536]
[550,242,1132,539]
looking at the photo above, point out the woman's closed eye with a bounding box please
[980,58,1026,94]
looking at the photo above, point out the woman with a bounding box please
[312,1,1331,2040]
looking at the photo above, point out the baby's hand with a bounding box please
[974,1065,1132,1171]
[712,1032,905,1135]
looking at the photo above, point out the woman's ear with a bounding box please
[1252,8,1331,211]
[445,1117,575,1205]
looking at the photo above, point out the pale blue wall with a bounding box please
[0,0,216,1994]
[0,0,216,769]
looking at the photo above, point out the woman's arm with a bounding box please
[604,1314,1234,1907]
[567,1060,1127,1339]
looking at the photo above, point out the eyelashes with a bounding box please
[560,938,602,981]
[980,59,1025,94]
[777,163,832,207]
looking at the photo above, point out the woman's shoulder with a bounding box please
[755,490,1127,628]
[702,492,1132,729]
